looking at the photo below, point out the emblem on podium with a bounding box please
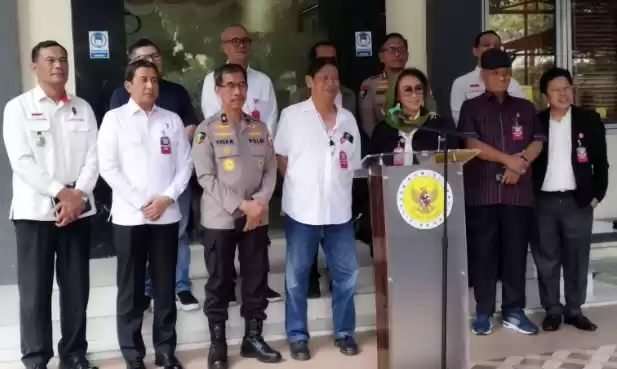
[396,169,453,230]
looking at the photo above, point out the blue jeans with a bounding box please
[145,187,192,296]
[284,216,358,342]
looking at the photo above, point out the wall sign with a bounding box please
[355,31,372,57]
[89,31,110,59]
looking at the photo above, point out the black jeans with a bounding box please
[114,223,179,362]
[466,205,532,315]
[203,226,270,322]
[15,218,91,367]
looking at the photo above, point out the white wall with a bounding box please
[385,0,427,72]
[17,0,75,93]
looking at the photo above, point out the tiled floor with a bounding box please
[23,304,617,369]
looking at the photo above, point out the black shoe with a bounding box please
[565,315,598,331]
[26,365,48,369]
[334,336,359,356]
[542,314,562,332]
[125,361,146,369]
[265,287,282,303]
[308,279,321,298]
[59,356,98,369]
[176,291,200,311]
[208,322,229,369]
[154,353,183,369]
[289,340,311,361]
[240,319,282,363]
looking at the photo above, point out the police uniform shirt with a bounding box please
[274,99,362,226]
[192,112,277,230]
[359,72,389,137]
[201,66,278,135]
[97,99,193,226]
[3,85,99,221]
[450,66,525,124]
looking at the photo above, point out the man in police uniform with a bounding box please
[192,63,282,369]
[3,40,99,369]
[201,24,282,304]
[360,33,436,137]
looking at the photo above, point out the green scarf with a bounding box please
[383,72,434,133]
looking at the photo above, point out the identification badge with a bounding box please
[160,136,171,154]
[339,151,348,169]
[251,109,261,120]
[512,125,524,141]
[576,146,588,163]
[393,146,404,165]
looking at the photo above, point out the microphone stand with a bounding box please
[398,115,476,369]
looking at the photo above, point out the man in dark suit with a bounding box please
[531,67,609,332]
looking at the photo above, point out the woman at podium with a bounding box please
[368,68,458,163]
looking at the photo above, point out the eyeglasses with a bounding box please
[223,37,252,47]
[401,85,424,96]
[131,53,161,63]
[217,82,248,90]
[381,46,408,54]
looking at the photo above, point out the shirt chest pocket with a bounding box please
[213,140,241,175]
[247,136,267,157]
[65,120,91,153]
[25,120,51,153]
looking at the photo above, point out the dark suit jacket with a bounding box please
[368,114,458,165]
[532,105,609,207]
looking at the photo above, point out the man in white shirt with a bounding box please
[275,58,361,361]
[201,25,278,135]
[97,60,192,369]
[450,30,525,124]
[200,24,282,304]
[2,40,99,369]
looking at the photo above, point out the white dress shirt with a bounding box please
[450,66,525,124]
[274,99,362,226]
[201,66,278,135]
[97,99,192,226]
[3,86,99,221]
[542,108,577,192]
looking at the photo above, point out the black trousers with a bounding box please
[466,205,532,315]
[15,218,91,367]
[114,223,179,362]
[203,226,269,322]
[530,193,593,317]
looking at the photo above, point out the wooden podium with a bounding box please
[357,150,478,369]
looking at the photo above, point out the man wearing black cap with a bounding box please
[458,48,546,336]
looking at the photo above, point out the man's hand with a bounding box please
[504,154,529,174]
[590,198,599,208]
[239,200,266,232]
[55,188,85,227]
[501,168,521,185]
[142,196,173,221]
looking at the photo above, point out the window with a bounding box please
[572,0,617,122]
[488,0,556,109]
[124,0,327,119]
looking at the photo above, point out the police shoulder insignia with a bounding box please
[359,84,370,99]
[195,132,206,144]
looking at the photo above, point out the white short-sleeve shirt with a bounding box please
[274,99,362,226]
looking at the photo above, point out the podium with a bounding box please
[357,149,478,369]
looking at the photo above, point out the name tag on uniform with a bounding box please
[577,146,588,163]
[160,136,171,154]
[29,112,46,121]
[512,125,524,141]
[339,151,348,169]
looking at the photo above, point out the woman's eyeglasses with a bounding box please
[401,85,424,96]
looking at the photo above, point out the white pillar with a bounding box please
[18,0,76,93]
[385,0,427,73]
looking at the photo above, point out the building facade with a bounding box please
[0,0,615,284]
